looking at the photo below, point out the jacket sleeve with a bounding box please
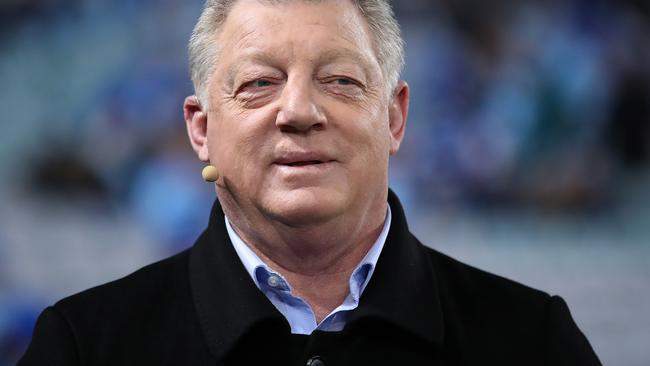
[545,295,602,366]
[17,306,80,366]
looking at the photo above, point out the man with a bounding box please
[19,0,601,365]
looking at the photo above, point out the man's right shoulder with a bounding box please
[53,248,193,323]
[19,248,221,365]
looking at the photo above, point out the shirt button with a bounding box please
[267,275,281,288]
[306,356,324,366]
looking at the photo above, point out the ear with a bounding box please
[388,80,409,155]
[184,95,210,162]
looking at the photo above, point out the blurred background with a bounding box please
[0,0,648,364]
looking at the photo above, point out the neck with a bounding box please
[220,192,388,322]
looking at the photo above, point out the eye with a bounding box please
[232,74,282,108]
[325,76,364,89]
[244,79,273,88]
[328,77,361,87]
[235,78,278,96]
[334,78,354,85]
[249,79,273,88]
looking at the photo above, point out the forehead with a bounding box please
[216,0,378,69]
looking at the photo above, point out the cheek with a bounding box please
[344,109,391,157]
[208,110,275,172]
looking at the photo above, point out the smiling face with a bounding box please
[185,0,408,228]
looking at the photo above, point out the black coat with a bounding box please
[19,191,601,365]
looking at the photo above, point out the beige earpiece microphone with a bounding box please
[202,165,219,182]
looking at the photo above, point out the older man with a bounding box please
[20,0,601,365]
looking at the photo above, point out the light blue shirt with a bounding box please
[224,206,391,335]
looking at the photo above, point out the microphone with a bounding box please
[202,165,219,182]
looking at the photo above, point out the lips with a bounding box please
[274,152,334,167]
[284,160,324,167]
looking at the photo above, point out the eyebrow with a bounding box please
[316,48,374,69]
[224,47,375,88]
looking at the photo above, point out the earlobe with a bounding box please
[183,95,210,162]
[388,80,409,155]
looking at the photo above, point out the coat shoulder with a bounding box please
[421,243,551,308]
[55,249,192,316]
[24,249,215,365]
[50,249,201,354]
[420,242,551,353]
[418,242,601,364]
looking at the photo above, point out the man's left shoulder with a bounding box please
[416,239,556,340]
[420,242,551,309]
[416,239,601,364]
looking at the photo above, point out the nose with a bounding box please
[275,76,327,133]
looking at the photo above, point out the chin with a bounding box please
[260,186,348,227]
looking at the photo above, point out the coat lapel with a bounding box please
[189,199,288,361]
[348,189,445,345]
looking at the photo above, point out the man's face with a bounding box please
[192,0,407,226]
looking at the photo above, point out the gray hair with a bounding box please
[188,0,405,107]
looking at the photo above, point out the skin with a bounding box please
[184,0,409,322]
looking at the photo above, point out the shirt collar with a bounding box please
[224,206,392,303]
[189,189,444,362]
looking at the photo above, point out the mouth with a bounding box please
[282,160,327,167]
[273,153,335,168]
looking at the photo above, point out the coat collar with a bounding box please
[347,190,445,344]
[189,189,444,361]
